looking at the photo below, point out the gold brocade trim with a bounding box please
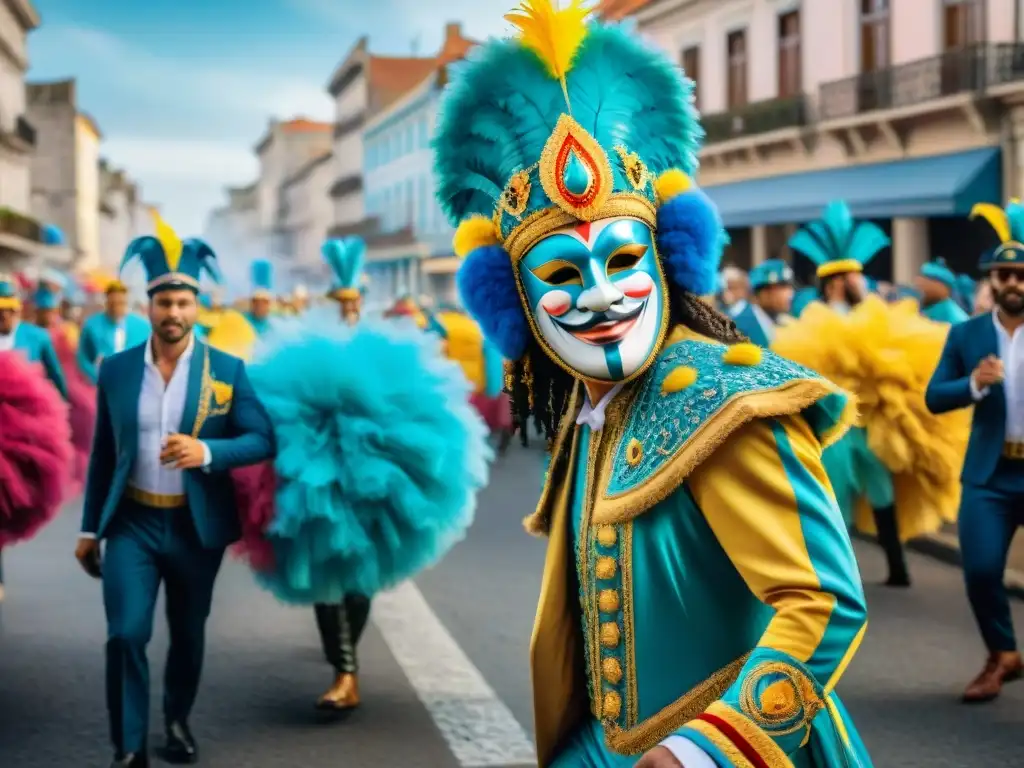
[191,347,213,438]
[591,378,854,525]
[147,272,201,291]
[538,115,614,222]
[603,654,750,754]
[705,700,796,768]
[125,485,187,508]
[738,661,822,736]
[621,521,637,729]
[577,425,602,714]
[503,194,657,263]
[686,719,756,768]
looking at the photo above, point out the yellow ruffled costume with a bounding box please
[434,310,485,393]
[773,295,970,540]
[206,309,259,361]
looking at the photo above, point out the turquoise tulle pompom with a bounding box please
[242,317,492,604]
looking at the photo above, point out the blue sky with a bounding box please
[27,0,517,236]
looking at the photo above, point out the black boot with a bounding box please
[872,505,910,587]
[161,721,197,764]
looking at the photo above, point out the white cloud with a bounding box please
[102,137,257,185]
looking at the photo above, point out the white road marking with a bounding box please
[373,581,538,767]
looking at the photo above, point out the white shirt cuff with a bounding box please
[78,532,97,539]
[660,735,717,768]
[201,441,212,471]
[969,377,990,402]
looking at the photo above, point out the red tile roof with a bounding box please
[597,0,655,20]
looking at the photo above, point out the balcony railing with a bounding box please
[328,174,362,199]
[702,95,808,144]
[333,112,365,139]
[819,45,987,121]
[988,42,1024,88]
[0,207,42,242]
[15,115,35,146]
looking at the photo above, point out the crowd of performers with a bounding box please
[0,2,1022,766]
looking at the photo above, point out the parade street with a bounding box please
[1,445,1022,768]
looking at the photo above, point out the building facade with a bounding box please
[632,0,1024,284]
[202,183,263,296]
[0,0,48,268]
[279,149,334,280]
[98,161,149,273]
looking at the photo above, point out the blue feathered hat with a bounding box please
[919,258,957,289]
[121,213,221,295]
[250,259,274,300]
[33,283,61,311]
[788,201,889,280]
[749,259,794,292]
[321,237,366,300]
[972,200,1024,269]
[434,0,723,360]
[0,273,21,311]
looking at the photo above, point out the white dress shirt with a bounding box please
[0,322,15,352]
[576,382,717,768]
[970,311,1024,440]
[114,323,127,353]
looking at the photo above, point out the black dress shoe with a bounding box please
[110,753,148,767]
[161,721,198,764]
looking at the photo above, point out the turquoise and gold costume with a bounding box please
[732,260,794,347]
[919,259,969,325]
[245,259,275,336]
[434,3,871,766]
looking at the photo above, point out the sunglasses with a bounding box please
[993,268,1024,283]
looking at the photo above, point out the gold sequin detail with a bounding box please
[598,589,620,613]
[595,556,617,580]
[602,691,622,720]
[596,525,617,547]
[614,145,649,191]
[499,169,532,217]
[602,657,623,684]
[625,438,643,467]
[599,622,621,648]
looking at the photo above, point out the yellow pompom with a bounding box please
[453,215,500,258]
[654,169,693,204]
[661,364,698,394]
[723,343,762,366]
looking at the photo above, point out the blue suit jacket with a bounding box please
[77,312,151,383]
[81,338,275,548]
[925,313,1002,485]
[14,322,68,400]
[731,303,771,347]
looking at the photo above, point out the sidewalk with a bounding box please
[909,523,1024,599]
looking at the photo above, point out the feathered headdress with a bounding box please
[920,257,956,289]
[749,259,793,292]
[121,212,222,295]
[971,199,1024,268]
[435,0,723,359]
[321,238,366,300]
[33,283,61,310]
[250,259,274,300]
[788,201,890,280]
[0,273,21,311]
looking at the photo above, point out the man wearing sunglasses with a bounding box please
[927,201,1024,704]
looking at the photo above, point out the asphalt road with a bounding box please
[1,443,1022,767]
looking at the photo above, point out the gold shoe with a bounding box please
[316,672,360,710]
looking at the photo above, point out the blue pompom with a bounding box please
[456,244,530,360]
[655,190,724,297]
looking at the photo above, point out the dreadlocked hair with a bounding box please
[504,288,746,448]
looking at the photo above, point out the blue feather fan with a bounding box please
[251,259,273,293]
[321,238,366,293]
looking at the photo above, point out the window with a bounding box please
[405,179,414,227]
[406,124,414,153]
[419,175,428,232]
[777,11,801,98]
[418,116,429,148]
[860,0,890,72]
[943,0,982,49]
[681,46,700,108]
[726,30,748,108]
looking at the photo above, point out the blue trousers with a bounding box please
[959,460,1024,653]
[102,501,224,755]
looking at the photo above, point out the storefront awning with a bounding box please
[703,147,1001,228]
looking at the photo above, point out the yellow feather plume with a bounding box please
[150,209,184,272]
[970,202,1011,244]
[505,0,592,110]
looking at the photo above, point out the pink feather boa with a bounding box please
[229,461,277,573]
[48,322,95,495]
[0,351,73,547]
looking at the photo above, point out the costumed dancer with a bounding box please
[915,258,969,324]
[32,282,96,495]
[0,275,73,603]
[775,200,970,589]
[246,259,275,336]
[435,4,870,765]
[731,259,795,346]
[78,281,151,384]
[230,236,489,713]
[927,200,1024,703]
[74,218,275,768]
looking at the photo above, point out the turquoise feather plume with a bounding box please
[321,238,366,292]
[251,259,273,292]
[184,239,223,284]
[1006,200,1024,242]
[788,200,889,268]
[433,23,701,231]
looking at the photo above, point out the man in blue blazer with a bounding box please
[78,280,151,383]
[926,200,1024,703]
[75,224,275,767]
[731,259,794,347]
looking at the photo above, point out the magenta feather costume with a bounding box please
[46,320,95,494]
[0,350,73,547]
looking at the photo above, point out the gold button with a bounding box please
[602,691,622,720]
[595,556,617,580]
[600,621,620,647]
[598,589,620,613]
[602,657,623,684]
[625,438,643,466]
[596,525,617,547]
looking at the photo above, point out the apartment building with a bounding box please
[631,0,1024,284]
